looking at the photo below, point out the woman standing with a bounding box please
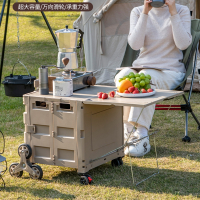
[115,0,192,157]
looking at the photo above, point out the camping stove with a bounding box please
[50,69,96,91]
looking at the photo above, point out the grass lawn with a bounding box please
[0,0,200,199]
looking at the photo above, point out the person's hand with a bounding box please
[165,0,177,16]
[142,0,152,15]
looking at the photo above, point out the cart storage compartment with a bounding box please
[23,92,124,173]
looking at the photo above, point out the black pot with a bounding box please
[2,74,36,97]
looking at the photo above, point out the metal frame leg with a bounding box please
[182,44,200,142]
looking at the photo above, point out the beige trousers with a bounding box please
[115,68,185,130]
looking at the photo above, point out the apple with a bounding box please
[147,88,153,93]
[128,86,135,93]
[97,92,103,98]
[102,93,108,99]
[141,89,147,93]
[124,90,130,94]
[109,91,115,97]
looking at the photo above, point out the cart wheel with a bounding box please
[29,165,43,180]
[18,143,32,159]
[182,136,191,142]
[9,163,23,178]
[117,157,123,166]
[111,159,120,167]
[80,175,92,185]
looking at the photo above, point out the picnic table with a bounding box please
[10,85,183,184]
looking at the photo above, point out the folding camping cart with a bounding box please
[9,86,183,184]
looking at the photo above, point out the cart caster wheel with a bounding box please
[80,175,92,185]
[111,159,120,167]
[117,157,123,166]
[18,143,32,159]
[9,163,23,178]
[29,165,43,180]
[182,136,191,142]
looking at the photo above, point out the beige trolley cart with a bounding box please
[9,85,183,184]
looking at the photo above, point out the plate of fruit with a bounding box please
[116,72,156,98]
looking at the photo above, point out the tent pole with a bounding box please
[0,0,11,84]
[35,0,57,46]
[0,0,7,27]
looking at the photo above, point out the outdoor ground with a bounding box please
[0,0,200,199]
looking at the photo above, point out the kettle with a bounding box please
[151,0,165,8]
[55,26,84,69]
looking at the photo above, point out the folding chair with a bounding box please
[119,19,200,142]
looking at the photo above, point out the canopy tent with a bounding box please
[74,0,198,85]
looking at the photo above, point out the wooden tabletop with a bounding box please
[26,85,184,108]
[76,85,184,108]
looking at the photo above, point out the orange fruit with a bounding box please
[118,80,133,93]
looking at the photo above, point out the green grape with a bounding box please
[119,78,123,82]
[145,84,151,90]
[130,78,136,84]
[145,78,150,84]
[146,74,151,80]
[129,72,135,78]
[123,75,129,80]
[136,77,141,82]
[126,78,130,81]
[140,73,145,76]
[140,80,145,87]
[140,74,145,80]
[123,76,128,80]
[134,83,140,88]
[135,73,140,77]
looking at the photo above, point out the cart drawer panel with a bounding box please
[34,146,50,158]
[54,138,76,150]
[54,112,76,128]
[31,110,51,125]
[57,149,74,161]
[57,127,74,138]
[35,125,50,136]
